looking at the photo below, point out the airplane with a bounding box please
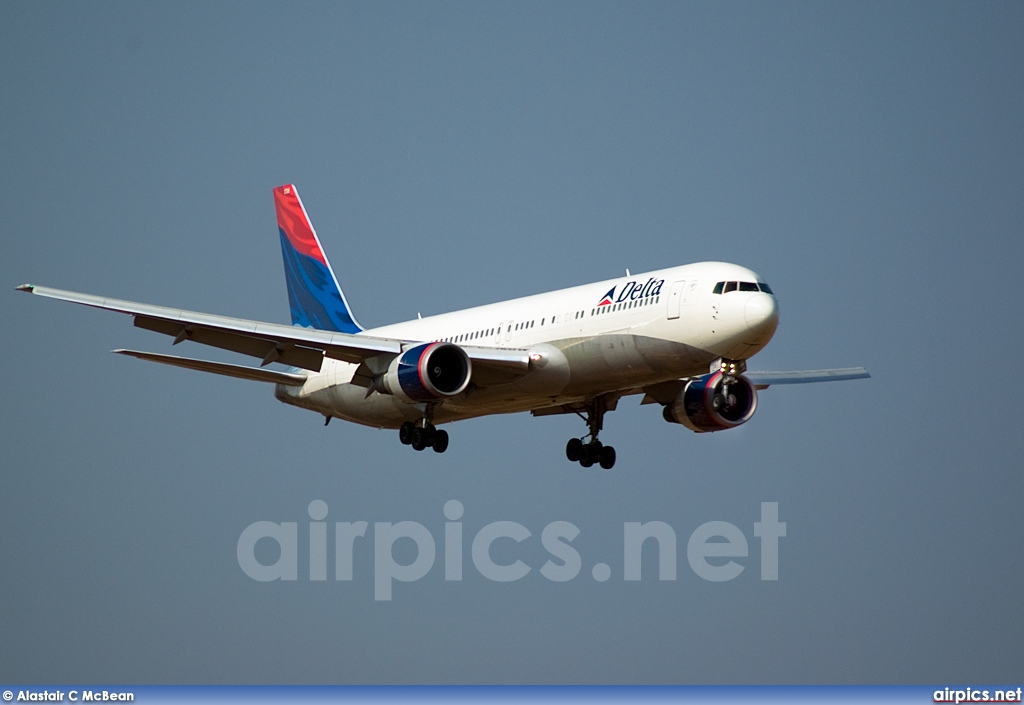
[16,184,869,469]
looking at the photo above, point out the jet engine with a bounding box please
[662,371,758,432]
[380,342,472,402]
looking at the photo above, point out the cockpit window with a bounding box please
[714,280,773,295]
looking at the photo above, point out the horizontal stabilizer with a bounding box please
[113,349,307,385]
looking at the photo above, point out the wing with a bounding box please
[640,367,869,404]
[744,368,870,389]
[16,284,530,381]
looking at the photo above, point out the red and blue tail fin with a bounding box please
[274,184,363,333]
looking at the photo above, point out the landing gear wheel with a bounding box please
[566,438,582,462]
[432,429,449,453]
[399,421,415,445]
[567,395,621,467]
[411,427,427,451]
[425,425,437,448]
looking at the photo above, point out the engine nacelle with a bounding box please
[381,342,472,402]
[663,372,758,433]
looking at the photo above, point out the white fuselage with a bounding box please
[275,261,779,428]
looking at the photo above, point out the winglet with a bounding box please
[15,284,34,292]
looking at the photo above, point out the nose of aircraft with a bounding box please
[745,293,779,336]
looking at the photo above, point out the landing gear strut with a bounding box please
[398,405,448,454]
[565,397,616,469]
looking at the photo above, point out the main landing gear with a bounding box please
[398,405,448,453]
[565,397,616,469]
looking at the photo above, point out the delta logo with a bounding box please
[597,277,665,306]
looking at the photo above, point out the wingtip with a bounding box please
[15,284,34,293]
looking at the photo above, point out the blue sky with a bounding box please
[2,1,1022,683]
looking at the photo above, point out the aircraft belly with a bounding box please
[557,334,709,396]
[276,333,725,430]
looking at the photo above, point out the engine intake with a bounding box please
[663,371,758,433]
[382,342,472,402]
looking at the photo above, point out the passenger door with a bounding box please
[667,280,686,320]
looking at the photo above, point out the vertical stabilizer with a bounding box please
[274,184,363,333]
